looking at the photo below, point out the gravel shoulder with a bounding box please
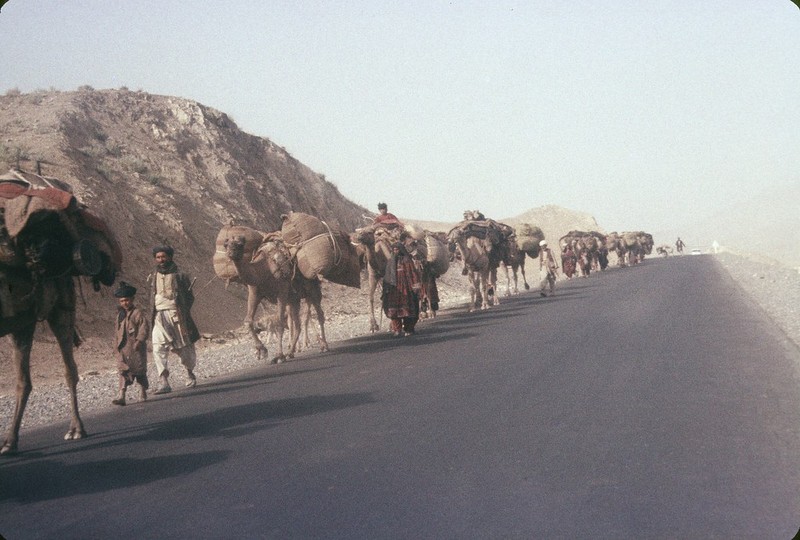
[2,252,798,434]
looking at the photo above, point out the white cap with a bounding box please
[539,240,547,247]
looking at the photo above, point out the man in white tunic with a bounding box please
[149,246,200,394]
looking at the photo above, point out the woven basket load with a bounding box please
[282,212,361,288]
[294,231,361,288]
[517,223,544,254]
[425,232,450,277]
[280,211,329,246]
[213,225,266,282]
[323,231,361,288]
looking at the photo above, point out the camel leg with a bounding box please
[468,272,479,312]
[245,285,269,361]
[511,265,519,295]
[301,301,312,352]
[285,301,301,359]
[490,268,500,306]
[1,324,35,455]
[479,271,490,310]
[520,260,530,290]
[270,296,288,364]
[368,269,380,332]
[503,265,512,297]
[49,308,86,442]
[307,283,328,352]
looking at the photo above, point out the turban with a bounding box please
[152,245,174,257]
[114,281,137,298]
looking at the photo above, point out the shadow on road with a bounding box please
[0,450,228,503]
[0,391,376,503]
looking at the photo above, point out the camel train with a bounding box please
[0,168,655,454]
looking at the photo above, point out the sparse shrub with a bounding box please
[145,174,163,186]
[5,87,21,97]
[78,85,95,92]
[106,143,123,157]
[77,144,106,159]
[94,165,112,182]
[121,155,149,174]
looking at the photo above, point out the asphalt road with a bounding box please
[2,255,800,539]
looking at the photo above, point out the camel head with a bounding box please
[224,235,247,262]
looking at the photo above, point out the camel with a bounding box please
[223,235,328,363]
[1,170,121,455]
[559,231,607,276]
[605,232,628,267]
[447,228,497,311]
[353,224,446,330]
[501,235,529,295]
[352,226,398,332]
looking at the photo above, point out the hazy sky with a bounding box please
[1,1,798,233]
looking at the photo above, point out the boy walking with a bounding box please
[112,281,150,405]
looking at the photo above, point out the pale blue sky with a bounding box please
[1,1,798,235]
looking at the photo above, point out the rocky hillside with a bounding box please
[0,88,369,336]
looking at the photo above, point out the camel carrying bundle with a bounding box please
[403,224,449,276]
[516,223,545,253]
[281,212,361,288]
[621,231,640,249]
[213,225,267,282]
[0,169,121,285]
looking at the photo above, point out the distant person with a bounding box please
[712,240,720,254]
[561,244,577,279]
[462,209,486,221]
[676,237,686,254]
[149,246,200,394]
[382,237,422,337]
[539,240,559,296]
[112,282,150,406]
[373,202,403,229]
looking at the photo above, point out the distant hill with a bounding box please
[0,88,368,335]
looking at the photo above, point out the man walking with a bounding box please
[539,240,559,297]
[149,246,200,394]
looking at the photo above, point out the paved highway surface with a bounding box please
[2,255,800,538]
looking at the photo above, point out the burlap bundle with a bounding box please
[425,232,449,277]
[516,223,544,254]
[282,212,360,288]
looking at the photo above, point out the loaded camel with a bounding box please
[353,223,445,331]
[447,227,497,311]
[1,169,121,455]
[223,234,328,363]
[352,226,394,332]
[500,234,528,296]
